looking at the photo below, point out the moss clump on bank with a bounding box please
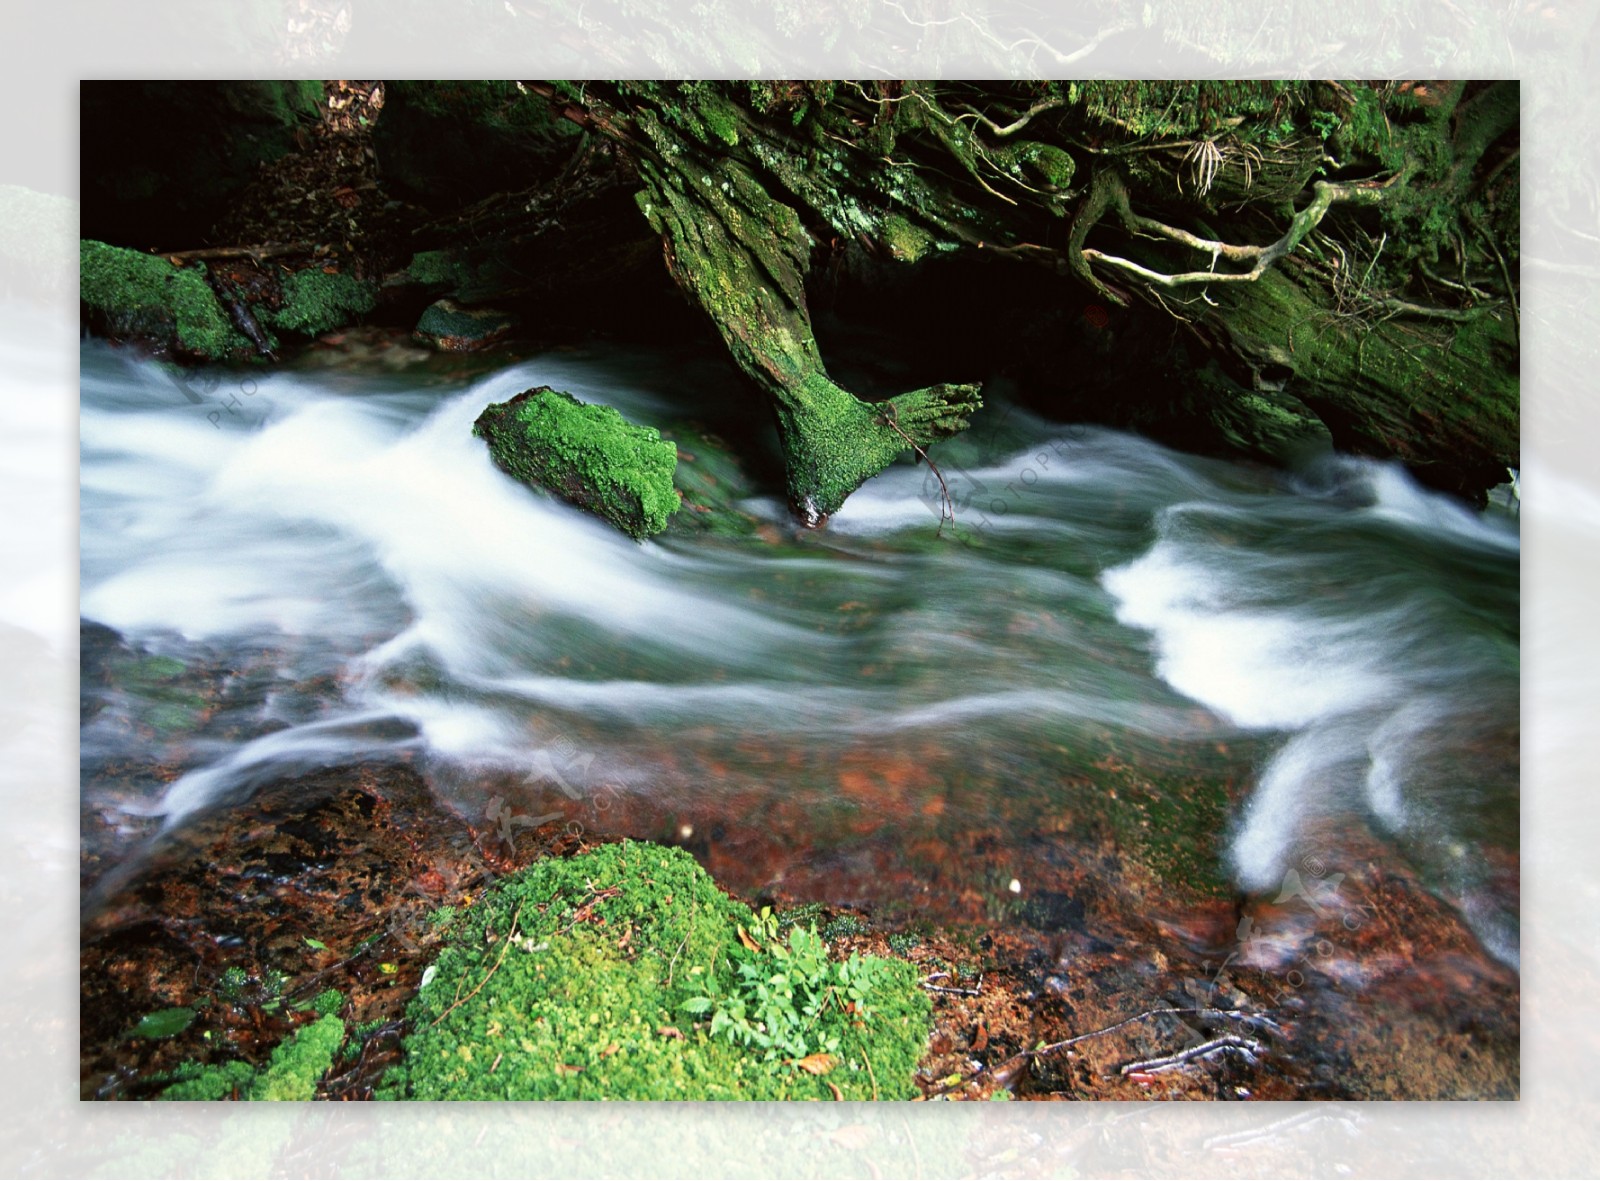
[379,841,930,1100]
[160,1013,345,1101]
[263,268,377,337]
[79,239,247,360]
[473,387,681,540]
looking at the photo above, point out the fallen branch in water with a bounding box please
[1121,1032,1266,1076]
[924,1005,1276,1098]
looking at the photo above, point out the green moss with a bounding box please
[402,249,462,288]
[161,1059,257,1101]
[382,841,930,1100]
[309,989,345,1017]
[473,387,681,540]
[79,239,245,360]
[880,213,935,263]
[247,1014,345,1101]
[158,1012,344,1101]
[631,137,980,519]
[262,268,376,336]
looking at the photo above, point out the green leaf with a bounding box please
[129,1007,196,1040]
[304,937,328,950]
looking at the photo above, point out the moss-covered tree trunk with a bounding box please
[543,80,1518,511]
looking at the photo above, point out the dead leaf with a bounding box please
[554,1063,583,1076]
[599,1043,621,1058]
[971,1020,989,1052]
[826,1081,844,1101]
[794,1052,839,1076]
[736,925,762,953]
[656,1025,686,1041]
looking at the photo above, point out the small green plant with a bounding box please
[683,910,894,1062]
[305,985,347,1011]
[887,932,921,956]
[216,966,250,1002]
[821,913,869,942]
[425,905,460,931]
[774,901,826,932]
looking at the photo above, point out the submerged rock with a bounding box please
[473,386,680,539]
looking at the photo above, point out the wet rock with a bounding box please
[412,298,516,351]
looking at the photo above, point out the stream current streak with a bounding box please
[80,342,1520,966]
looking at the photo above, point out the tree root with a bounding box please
[1084,174,1404,290]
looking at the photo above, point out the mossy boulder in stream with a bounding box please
[378,841,930,1100]
[473,387,681,540]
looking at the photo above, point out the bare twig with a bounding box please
[429,900,525,1028]
[926,1005,1275,1098]
[156,242,317,264]
[921,971,984,997]
[879,403,954,533]
[1121,1033,1265,1076]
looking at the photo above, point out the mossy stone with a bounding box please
[413,298,515,352]
[381,841,931,1100]
[79,239,247,360]
[473,387,681,540]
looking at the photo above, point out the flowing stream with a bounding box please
[79,339,1520,968]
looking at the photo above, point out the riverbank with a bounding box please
[81,745,1517,1100]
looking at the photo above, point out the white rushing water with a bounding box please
[79,341,1520,963]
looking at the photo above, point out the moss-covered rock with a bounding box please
[79,239,248,361]
[379,841,930,1100]
[473,387,681,540]
[412,298,515,351]
[261,268,377,337]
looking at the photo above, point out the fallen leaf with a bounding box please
[971,1020,989,1052]
[657,1025,686,1040]
[794,1052,839,1076]
[736,925,762,953]
[826,1081,844,1101]
[599,1043,621,1058]
[129,1007,195,1040]
[554,1063,583,1076]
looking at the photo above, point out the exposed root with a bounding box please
[1084,174,1405,290]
